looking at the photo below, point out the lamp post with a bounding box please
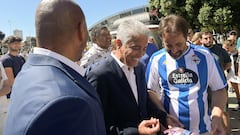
[8,20,12,35]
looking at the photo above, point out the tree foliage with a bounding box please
[159,0,176,16]
[213,7,232,33]
[148,0,240,34]
[198,3,214,29]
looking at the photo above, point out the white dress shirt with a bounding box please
[33,47,86,76]
[111,52,138,103]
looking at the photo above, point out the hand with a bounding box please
[211,116,226,135]
[166,114,184,128]
[138,118,160,135]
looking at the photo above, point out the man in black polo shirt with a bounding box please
[0,35,25,99]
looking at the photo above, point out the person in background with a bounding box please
[4,0,106,134]
[227,30,240,73]
[0,30,5,45]
[0,31,11,135]
[80,25,112,72]
[228,30,238,44]
[187,28,193,42]
[225,31,238,91]
[229,30,240,95]
[191,32,202,46]
[0,35,25,99]
[111,36,117,50]
[148,36,157,44]
[222,39,240,112]
[87,19,182,135]
[146,14,227,135]
[0,31,11,96]
[200,30,231,135]
[140,36,159,69]
[200,30,231,72]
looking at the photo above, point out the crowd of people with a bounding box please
[0,0,240,135]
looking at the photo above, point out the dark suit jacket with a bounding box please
[4,54,106,135]
[87,56,167,135]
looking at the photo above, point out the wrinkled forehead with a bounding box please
[126,34,148,45]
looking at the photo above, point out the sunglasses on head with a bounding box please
[230,32,237,36]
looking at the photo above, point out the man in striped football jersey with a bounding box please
[146,15,227,135]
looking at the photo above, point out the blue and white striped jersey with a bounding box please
[146,44,227,134]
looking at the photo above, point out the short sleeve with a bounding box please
[0,62,7,81]
[1,56,13,68]
[0,62,8,89]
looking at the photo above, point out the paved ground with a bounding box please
[228,91,240,135]
[0,91,239,134]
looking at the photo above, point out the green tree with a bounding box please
[185,0,201,29]
[198,1,233,33]
[198,3,214,30]
[213,7,232,33]
[159,0,176,16]
[149,0,240,34]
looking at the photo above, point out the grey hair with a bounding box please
[90,25,109,40]
[116,20,149,45]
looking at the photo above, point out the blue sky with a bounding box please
[0,0,148,40]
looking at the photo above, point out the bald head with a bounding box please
[35,0,88,61]
[35,0,87,48]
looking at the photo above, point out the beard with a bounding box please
[9,48,20,52]
[203,44,213,48]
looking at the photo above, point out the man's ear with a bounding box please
[116,39,122,49]
[78,21,88,42]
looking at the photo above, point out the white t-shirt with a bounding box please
[0,62,8,89]
[80,43,111,70]
[226,52,240,83]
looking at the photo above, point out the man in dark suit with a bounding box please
[4,0,106,135]
[87,20,182,135]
